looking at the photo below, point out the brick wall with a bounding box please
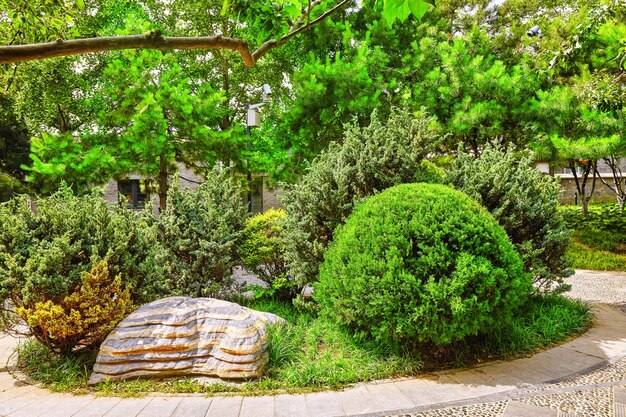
[102,166,288,213]
[102,164,204,214]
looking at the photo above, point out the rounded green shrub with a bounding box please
[314,183,531,346]
[239,209,296,301]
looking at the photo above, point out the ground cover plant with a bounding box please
[561,204,626,271]
[15,294,591,396]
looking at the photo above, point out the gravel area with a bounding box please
[565,270,626,304]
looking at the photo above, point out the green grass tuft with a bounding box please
[15,340,93,392]
[567,241,626,271]
[478,294,592,358]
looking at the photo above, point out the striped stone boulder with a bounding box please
[88,296,285,384]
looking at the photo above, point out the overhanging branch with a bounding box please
[252,0,352,61]
[0,31,255,67]
[0,0,352,67]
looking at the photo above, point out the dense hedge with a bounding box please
[282,108,442,288]
[0,185,156,352]
[450,146,572,292]
[315,183,531,346]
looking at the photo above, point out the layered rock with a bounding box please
[88,297,285,384]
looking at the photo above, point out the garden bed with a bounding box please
[15,294,592,397]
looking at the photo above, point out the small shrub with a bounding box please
[239,209,296,301]
[155,172,247,298]
[0,185,157,352]
[15,261,133,353]
[282,108,442,288]
[315,183,531,347]
[450,145,573,292]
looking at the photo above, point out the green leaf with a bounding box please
[76,0,85,11]
[408,0,430,20]
[220,0,230,16]
[383,0,415,25]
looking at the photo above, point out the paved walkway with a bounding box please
[2,270,626,417]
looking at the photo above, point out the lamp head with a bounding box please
[527,25,542,37]
[262,84,272,102]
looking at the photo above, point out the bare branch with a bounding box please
[0,31,255,67]
[252,0,351,61]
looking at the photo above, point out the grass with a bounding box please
[15,341,95,393]
[567,240,626,271]
[16,294,592,397]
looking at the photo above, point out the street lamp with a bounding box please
[246,84,271,212]
[527,25,542,37]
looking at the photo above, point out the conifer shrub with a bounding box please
[450,146,573,292]
[0,185,156,352]
[155,172,247,298]
[15,261,133,354]
[282,108,442,289]
[315,183,531,346]
[239,209,295,301]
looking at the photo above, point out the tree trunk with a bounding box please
[159,154,168,212]
[581,194,589,216]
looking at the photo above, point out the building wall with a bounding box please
[558,175,619,205]
[103,165,285,213]
[103,164,204,214]
[262,178,283,211]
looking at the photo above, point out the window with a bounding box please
[118,179,150,209]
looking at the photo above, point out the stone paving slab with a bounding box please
[170,397,212,417]
[274,393,308,417]
[1,271,626,417]
[69,397,122,417]
[239,395,274,417]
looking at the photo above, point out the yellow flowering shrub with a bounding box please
[15,261,134,353]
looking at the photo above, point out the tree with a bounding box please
[0,94,30,200]
[531,82,624,215]
[27,47,236,209]
[0,0,433,66]
[530,5,626,213]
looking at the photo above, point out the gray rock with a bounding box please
[88,297,285,384]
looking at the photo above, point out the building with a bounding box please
[103,163,283,214]
[536,160,626,205]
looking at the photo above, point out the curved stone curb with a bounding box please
[2,274,626,417]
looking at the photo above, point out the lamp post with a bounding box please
[246,84,272,213]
